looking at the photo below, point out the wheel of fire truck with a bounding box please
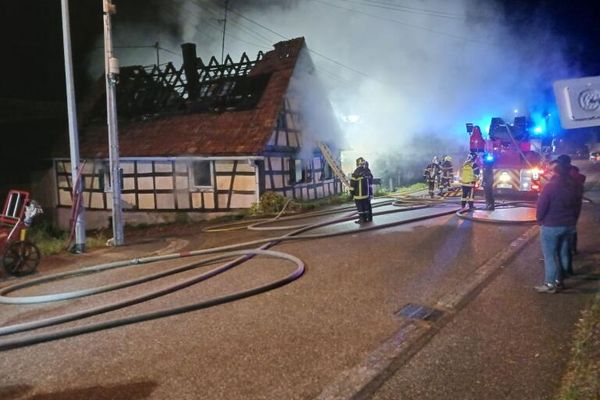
[3,240,41,276]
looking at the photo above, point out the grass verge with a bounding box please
[27,222,109,256]
[555,293,600,400]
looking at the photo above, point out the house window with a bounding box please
[322,158,333,180]
[288,158,314,184]
[295,159,304,183]
[303,159,313,183]
[190,160,213,189]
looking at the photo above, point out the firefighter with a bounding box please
[349,157,373,224]
[482,153,495,210]
[423,156,441,198]
[439,155,453,195]
[364,160,374,220]
[460,153,480,210]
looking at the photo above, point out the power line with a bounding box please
[225,7,376,80]
[337,0,467,20]
[307,47,371,79]
[173,0,270,51]
[220,0,229,63]
[195,3,360,83]
[196,0,279,45]
[310,0,488,46]
[226,7,288,41]
[112,45,181,57]
[109,0,368,85]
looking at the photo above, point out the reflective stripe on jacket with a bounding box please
[350,166,372,200]
[441,160,453,178]
[460,161,479,185]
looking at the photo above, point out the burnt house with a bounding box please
[48,38,345,228]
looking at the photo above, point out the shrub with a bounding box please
[26,221,68,255]
[249,192,299,216]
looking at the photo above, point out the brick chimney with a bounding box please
[181,43,199,99]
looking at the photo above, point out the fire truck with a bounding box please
[467,116,547,195]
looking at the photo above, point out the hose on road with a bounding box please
[0,195,528,350]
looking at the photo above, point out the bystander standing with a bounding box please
[535,159,581,293]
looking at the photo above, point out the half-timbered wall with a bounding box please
[263,98,343,200]
[54,158,259,212]
[263,155,340,200]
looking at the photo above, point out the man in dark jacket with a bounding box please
[552,154,586,254]
[535,160,581,293]
[350,157,373,224]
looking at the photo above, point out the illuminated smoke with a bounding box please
[84,0,576,181]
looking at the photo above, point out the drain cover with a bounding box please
[396,303,444,322]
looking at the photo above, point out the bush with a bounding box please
[27,221,69,256]
[248,192,299,216]
[26,221,110,255]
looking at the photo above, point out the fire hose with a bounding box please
[0,196,533,351]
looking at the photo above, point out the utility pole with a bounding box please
[103,0,124,246]
[221,0,229,64]
[60,0,86,253]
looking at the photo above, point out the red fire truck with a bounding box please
[467,116,547,195]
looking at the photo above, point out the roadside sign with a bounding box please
[553,75,600,129]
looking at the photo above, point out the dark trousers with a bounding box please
[461,185,475,208]
[483,185,494,210]
[440,177,451,194]
[355,198,372,222]
[571,231,578,254]
[427,180,436,198]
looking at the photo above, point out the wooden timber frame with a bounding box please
[54,157,262,212]
[263,98,343,201]
[100,51,266,120]
[50,40,345,228]
[53,97,342,217]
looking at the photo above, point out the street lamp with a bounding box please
[103,0,124,245]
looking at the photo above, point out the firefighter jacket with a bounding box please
[441,160,453,179]
[350,166,373,200]
[460,161,480,186]
[423,162,441,182]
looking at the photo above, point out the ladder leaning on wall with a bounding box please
[317,142,350,189]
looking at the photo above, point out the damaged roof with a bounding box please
[74,37,306,158]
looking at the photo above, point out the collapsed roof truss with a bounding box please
[101,51,266,120]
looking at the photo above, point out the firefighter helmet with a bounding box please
[356,157,366,166]
[443,155,452,162]
[466,153,477,162]
[432,156,439,164]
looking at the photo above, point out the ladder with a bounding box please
[317,142,351,188]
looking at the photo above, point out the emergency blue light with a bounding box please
[484,153,494,162]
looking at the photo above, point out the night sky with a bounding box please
[1,0,599,188]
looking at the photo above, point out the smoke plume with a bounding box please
[85,0,578,182]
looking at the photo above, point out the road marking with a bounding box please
[315,225,539,400]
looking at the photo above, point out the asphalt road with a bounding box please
[369,160,600,400]
[0,174,588,399]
